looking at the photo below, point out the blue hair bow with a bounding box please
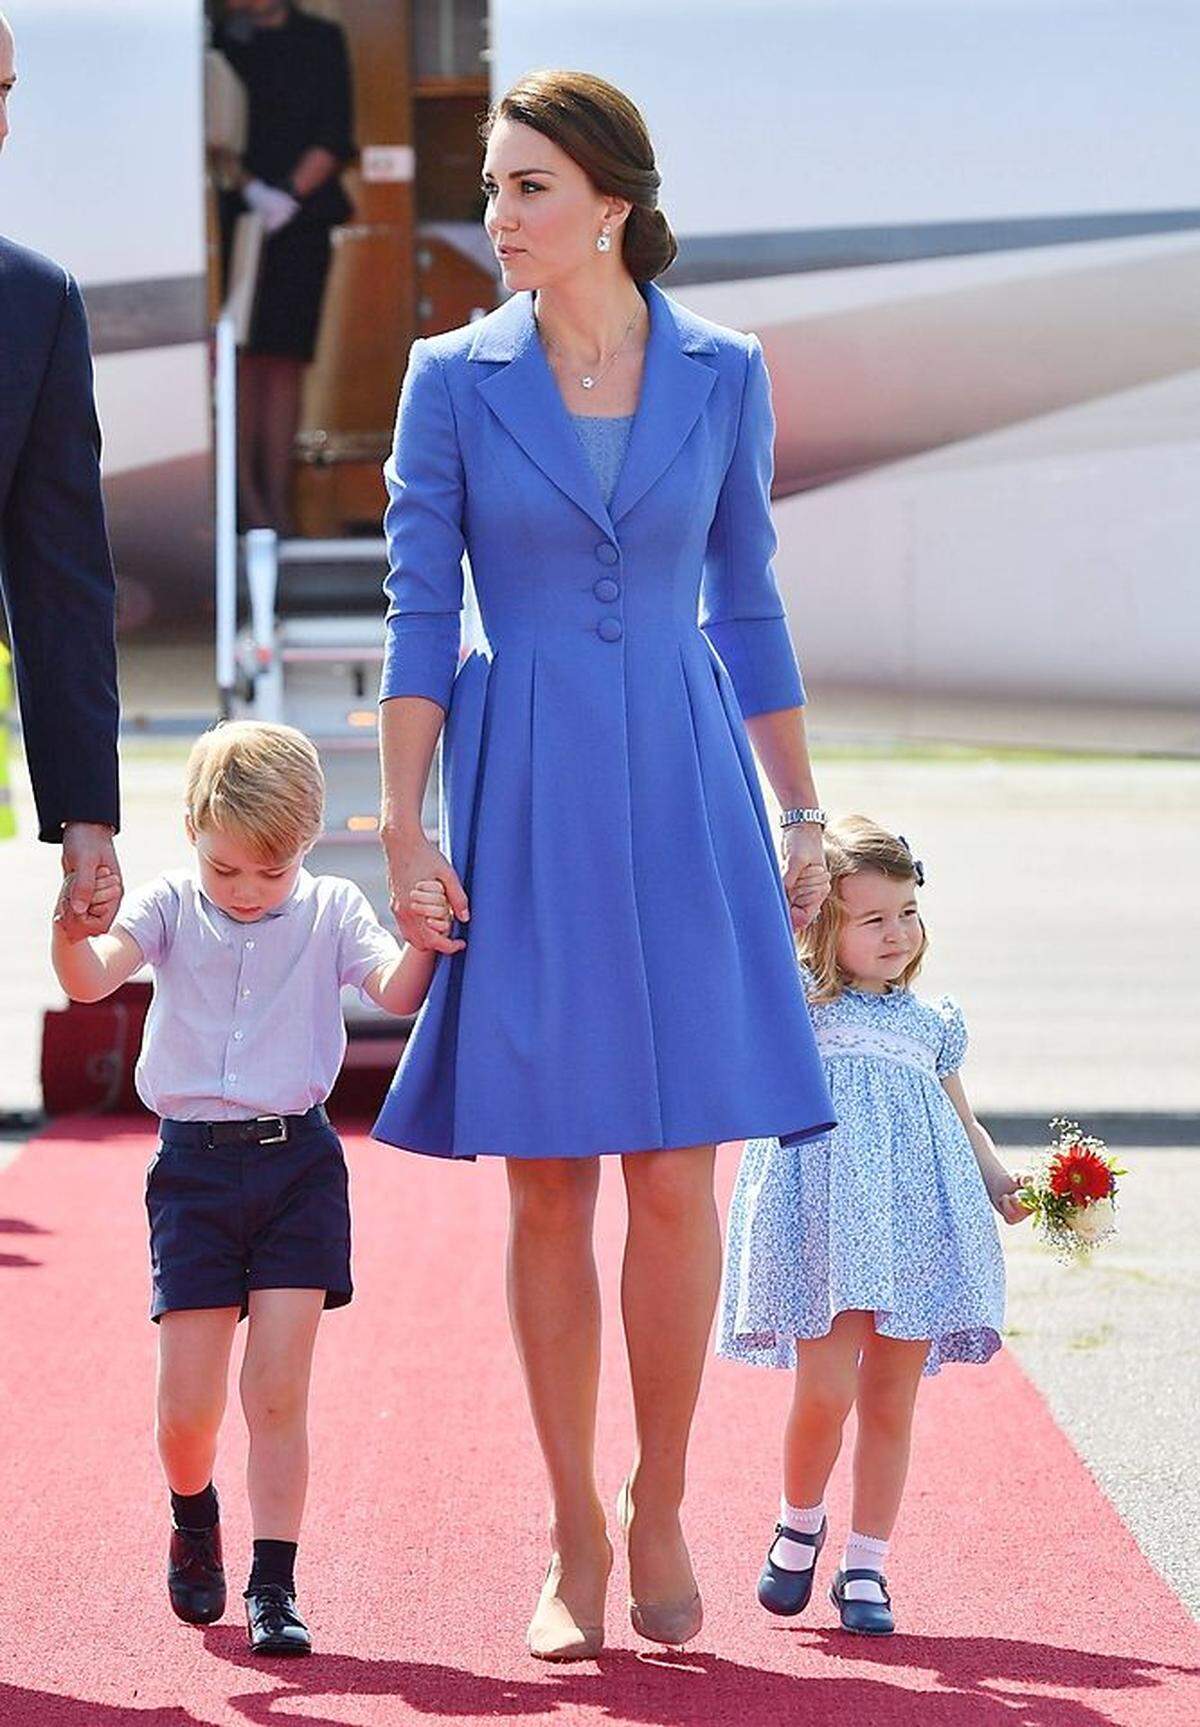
[897,835,926,887]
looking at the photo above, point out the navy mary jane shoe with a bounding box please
[829,1566,895,1636]
[756,1517,827,1616]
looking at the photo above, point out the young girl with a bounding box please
[717,815,1028,1635]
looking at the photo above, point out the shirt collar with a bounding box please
[196,867,314,926]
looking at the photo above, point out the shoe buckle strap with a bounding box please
[775,1523,822,1547]
[841,1567,890,1600]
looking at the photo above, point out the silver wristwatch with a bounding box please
[779,806,827,829]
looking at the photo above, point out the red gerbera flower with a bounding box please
[1049,1146,1113,1204]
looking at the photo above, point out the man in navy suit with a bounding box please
[0,11,122,933]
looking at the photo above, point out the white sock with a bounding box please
[768,1497,826,1571]
[842,1531,889,1601]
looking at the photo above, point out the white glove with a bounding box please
[242,177,300,235]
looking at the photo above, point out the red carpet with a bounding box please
[1,1117,1196,1725]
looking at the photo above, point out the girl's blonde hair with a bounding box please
[799,815,928,1003]
[185,721,324,862]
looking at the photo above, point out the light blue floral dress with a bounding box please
[717,975,1005,1376]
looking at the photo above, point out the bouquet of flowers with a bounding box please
[1017,1120,1125,1260]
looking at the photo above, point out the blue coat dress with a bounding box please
[371,281,835,1160]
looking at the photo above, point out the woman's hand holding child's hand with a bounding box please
[409,879,459,948]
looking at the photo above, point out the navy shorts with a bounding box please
[146,1107,352,1322]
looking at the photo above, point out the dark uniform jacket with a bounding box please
[0,234,120,841]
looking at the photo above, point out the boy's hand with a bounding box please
[987,1166,1031,1226]
[410,878,455,941]
[54,864,123,943]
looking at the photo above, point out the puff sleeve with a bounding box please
[935,997,969,1078]
[700,335,806,718]
[379,341,466,712]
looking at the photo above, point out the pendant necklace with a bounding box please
[536,303,642,391]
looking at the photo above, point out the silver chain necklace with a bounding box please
[536,304,642,391]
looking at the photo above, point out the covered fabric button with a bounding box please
[597,617,623,642]
[593,577,620,603]
[594,542,619,566]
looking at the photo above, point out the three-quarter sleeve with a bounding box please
[379,341,466,711]
[312,25,355,163]
[700,336,805,718]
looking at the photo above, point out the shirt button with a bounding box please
[244,939,255,950]
[597,617,623,642]
[242,989,251,999]
[227,1072,237,1083]
[233,1031,244,1042]
[593,577,620,603]
[594,542,619,566]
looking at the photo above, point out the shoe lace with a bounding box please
[175,1526,219,1575]
[249,1584,296,1634]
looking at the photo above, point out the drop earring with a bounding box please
[596,225,612,253]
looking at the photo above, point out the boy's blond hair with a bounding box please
[799,814,928,1003]
[185,721,324,861]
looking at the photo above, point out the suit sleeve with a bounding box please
[699,335,806,717]
[378,340,466,712]
[1,271,120,841]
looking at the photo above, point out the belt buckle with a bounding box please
[256,1116,289,1145]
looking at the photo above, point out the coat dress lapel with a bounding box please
[470,282,718,534]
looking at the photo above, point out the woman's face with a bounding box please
[482,117,624,292]
[833,869,924,991]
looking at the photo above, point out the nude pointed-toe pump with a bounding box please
[615,1479,703,1648]
[526,1549,609,1662]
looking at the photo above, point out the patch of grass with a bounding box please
[1068,1323,1115,1352]
[809,740,1197,766]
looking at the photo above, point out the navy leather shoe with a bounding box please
[830,1567,895,1635]
[168,1509,226,1625]
[756,1517,827,1615]
[245,1585,312,1656]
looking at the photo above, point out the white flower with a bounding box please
[1067,1198,1116,1243]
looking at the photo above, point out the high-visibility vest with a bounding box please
[0,644,15,840]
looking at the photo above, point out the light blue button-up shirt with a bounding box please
[115,868,401,1121]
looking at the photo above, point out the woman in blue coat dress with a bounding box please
[374,71,834,1659]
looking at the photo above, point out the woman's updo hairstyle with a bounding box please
[483,69,678,283]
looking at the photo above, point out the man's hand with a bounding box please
[59,823,122,941]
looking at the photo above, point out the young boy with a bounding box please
[51,720,458,1656]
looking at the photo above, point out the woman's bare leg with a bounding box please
[258,355,305,536]
[236,353,271,530]
[618,1142,719,1609]
[506,1157,611,1649]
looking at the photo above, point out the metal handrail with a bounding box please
[214,312,238,716]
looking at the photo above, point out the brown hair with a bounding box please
[185,721,324,862]
[484,69,678,282]
[799,815,929,1003]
